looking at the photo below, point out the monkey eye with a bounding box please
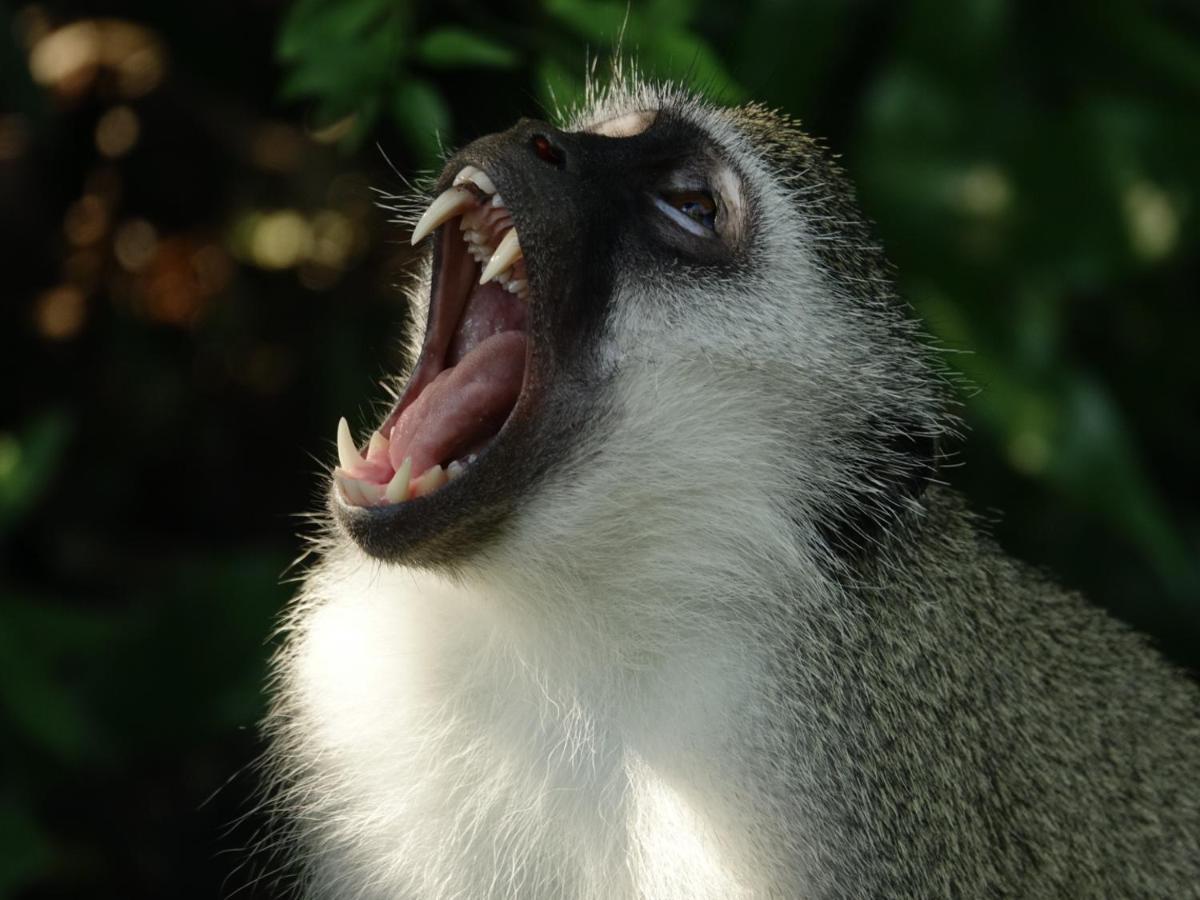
[654,189,717,237]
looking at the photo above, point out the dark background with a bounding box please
[2,1,1198,896]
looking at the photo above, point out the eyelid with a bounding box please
[652,194,716,239]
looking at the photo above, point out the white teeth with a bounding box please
[385,457,413,503]
[334,470,381,506]
[412,464,447,497]
[491,193,505,208]
[334,471,362,505]
[453,165,496,195]
[356,480,384,504]
[506,278,526,295]
[367,431,389,461]
[480,229,523,285]
[452,165,481,186]
[337,417,364,470]
[410,186,475,245]
[447,460,464,481]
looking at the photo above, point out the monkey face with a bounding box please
[328,85,944,571]
[330,107,758,566]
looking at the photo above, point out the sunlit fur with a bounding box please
[265,72,1200,898]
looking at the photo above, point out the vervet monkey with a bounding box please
[266,77,1200,899]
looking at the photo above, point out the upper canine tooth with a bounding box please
[410,186,475,245]
[452,165,481,187]
[479,229,522,285]
[470,171,496,194]
[337,417,364,470]
[453,165,496,196]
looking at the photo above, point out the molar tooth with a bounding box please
[411,186,475,245]
[508,278,527,294]
[385,457,412,503]
[337,417,364,470]
[446,460,464,481]
[479,229,523,285]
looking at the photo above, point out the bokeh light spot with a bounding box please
[114,218,158,271]
[1124,181,1179,262]
[95,105,140,158]
[250,211,312,269]
[959,164,1011,217]
[63,195,109,246]
[33,285,88,340]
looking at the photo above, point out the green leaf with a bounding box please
[536,56,585,118]
[277,0,396,61]
[416,28,519,69]
[543,0,629,43]
[393,78,451,165]
[0,412,71,536]
[0,801,54,896]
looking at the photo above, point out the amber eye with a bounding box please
[656,190,717,236]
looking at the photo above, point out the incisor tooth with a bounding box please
[337,417,364,470]
[356,480,384,505]
[479,229,522,285]
[385,457,413,503]
[334,471,365,505]
[411,186,474,245]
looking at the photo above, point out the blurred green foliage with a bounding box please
[3,0,1198,897]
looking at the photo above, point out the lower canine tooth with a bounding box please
[385,457,413,503]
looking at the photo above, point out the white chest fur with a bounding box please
[285,561,778,900]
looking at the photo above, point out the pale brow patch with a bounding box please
[588,110,657,138]
[713,164,748,246]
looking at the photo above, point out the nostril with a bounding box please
[530,134,564,167]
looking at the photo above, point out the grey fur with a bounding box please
[265,75,1200,899]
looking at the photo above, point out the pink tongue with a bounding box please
[388,330,527,478]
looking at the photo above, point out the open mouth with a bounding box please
[332,165,531,507]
